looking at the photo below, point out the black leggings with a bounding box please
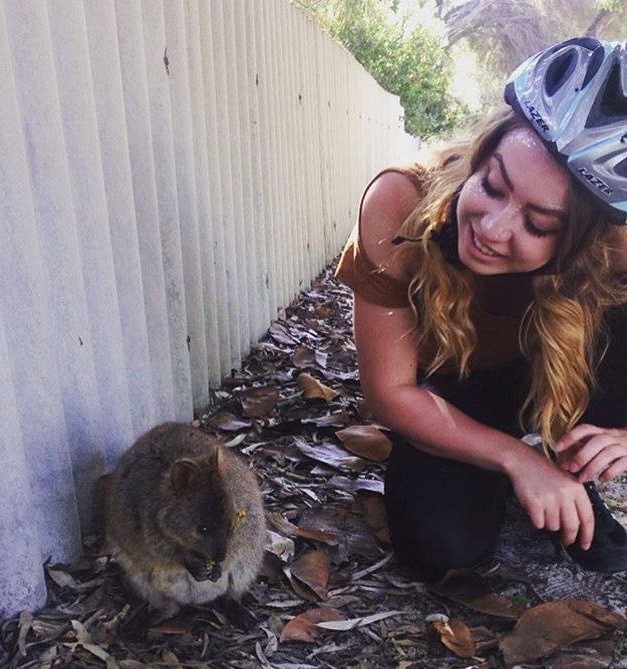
[384,306,627,582]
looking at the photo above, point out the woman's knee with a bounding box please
[385,487,501,580]
[385,439,507,580]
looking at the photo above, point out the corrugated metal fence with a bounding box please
[0,0,416,616]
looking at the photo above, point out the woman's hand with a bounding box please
[507,451,594,550]
[555,424,627,483]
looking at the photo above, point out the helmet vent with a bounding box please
[595,63,627,126]
[545,54,576,96]
[581,47,606,89]
[615,157,627,178]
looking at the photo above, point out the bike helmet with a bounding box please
[504,37,627,224]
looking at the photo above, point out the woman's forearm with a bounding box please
[367,383,539,476]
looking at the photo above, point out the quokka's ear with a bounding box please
[170,458,201,493]
[212,445,226,478]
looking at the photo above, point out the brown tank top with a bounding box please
[334,165,526,372]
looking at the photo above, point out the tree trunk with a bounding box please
[584,9,615,37]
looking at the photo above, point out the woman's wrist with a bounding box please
[498,438,544,478]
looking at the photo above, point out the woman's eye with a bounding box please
[524,218,551,238]
[481,174,502,198]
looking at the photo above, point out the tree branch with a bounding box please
[584,9,615,36]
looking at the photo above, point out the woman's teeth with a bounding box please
[473,231,499,256]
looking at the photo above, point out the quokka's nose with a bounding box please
[207,561,222,581]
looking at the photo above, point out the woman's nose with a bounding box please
[477,202,521,241]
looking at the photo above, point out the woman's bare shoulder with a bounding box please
[359,170,423,277]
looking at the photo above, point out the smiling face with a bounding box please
[456,127,571,275]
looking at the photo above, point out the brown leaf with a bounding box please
[267,512,340,546]
[279,607,345,643]
[357,492,390,543]
[293,436,365,472]
[148,620,189,636]
[335,425,392,461]
[161,649,183,669]
[328,475,385,495]
[464,593,526,620]
[288,575,322,603]
[269,322,296,345]
[290,550,330,600]
[313,304,333,319]
[206,411,252,431]
[430,568,525,620]
[297,373,340,401]
[547,639,617,669]
[432,618,476,658]
[499,599,627,666]
[47,568,80,589]
[240,386,280,417]
[17,611,33,656]
[292,345,316,368]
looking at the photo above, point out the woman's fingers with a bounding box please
[577,444,627,482]
[556,426,627,483]
[574,490,595,550]
[559,502,581,546]
[543,505,561,533]
[555,423,605,452]
[600,456,627,482]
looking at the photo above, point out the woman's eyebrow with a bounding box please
[493,152,568,222]
[493,153,514,191]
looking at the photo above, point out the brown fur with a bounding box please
[104,422,266,620]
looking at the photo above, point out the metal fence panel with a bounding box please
[0,0,417,616]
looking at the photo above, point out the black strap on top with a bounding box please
[391,187,462,267]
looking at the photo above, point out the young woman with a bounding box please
[336,37,627,580]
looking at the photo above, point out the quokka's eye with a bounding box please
[197,525,210,535]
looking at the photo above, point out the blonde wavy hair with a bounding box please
[399,108,627,449]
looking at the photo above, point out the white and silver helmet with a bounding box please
[504,37,627,223]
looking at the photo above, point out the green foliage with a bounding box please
[295,0,467,137]
[596,0,624,12]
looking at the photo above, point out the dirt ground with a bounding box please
[2,263,626,669]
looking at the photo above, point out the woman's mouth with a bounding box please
[471,229,501,257]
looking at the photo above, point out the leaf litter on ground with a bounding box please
[1,262,626,669]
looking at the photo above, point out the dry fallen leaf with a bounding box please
[17,611,33,656]
[279,607,345,643]
[499,599,627,666]
[267,512,340,546]
[205,411,252,431]
[356,492,390,543]
[314,304,333,319]
[316,610,404,631]
[547,639,617,669]
[269,322,296,345]
[293,436,365,472]
[292,345,316,368]
[161,648,183,669]
[297,372,340,401]
[432,617,476,658]
[265,529,295,562]
[240,386,280,417]
[430,568,525,620]
[328,475,385,495]
[289,550,331,600]
[463,593,526,620]
[335,425,392,461]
